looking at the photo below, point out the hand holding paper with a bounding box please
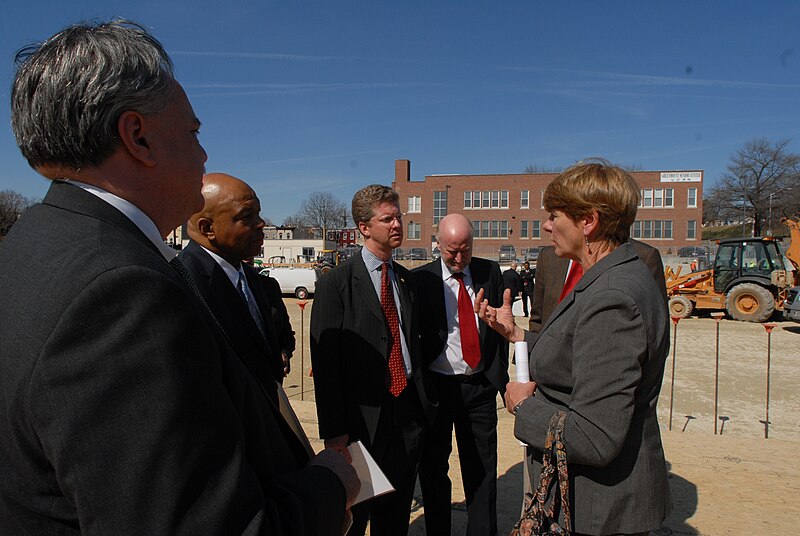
[347,441,395,506]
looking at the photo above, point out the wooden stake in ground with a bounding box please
[669,316,681,431]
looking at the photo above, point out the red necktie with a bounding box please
[452,272,481,369]
[381,262,407,396]
[558,261,584,302]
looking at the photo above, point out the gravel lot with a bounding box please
[282,297,800,535]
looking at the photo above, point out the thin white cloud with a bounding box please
[170,50,355,61]
[185,81,444,97]
[502,65,800,91]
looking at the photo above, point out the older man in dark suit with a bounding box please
[179,173,287,388]
[311,185,436,536]
[413,213,509,536]
[529,240,666,333]
[0,21,355,535]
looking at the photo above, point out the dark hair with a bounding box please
[11,20,175,171]
[351,184,399,225]
[543,159,640,245]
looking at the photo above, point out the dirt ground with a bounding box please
[282,298,800,535]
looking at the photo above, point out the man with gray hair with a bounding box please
[0,20,356,535]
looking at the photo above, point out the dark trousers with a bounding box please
[420,372,498,536]
[348,383,424,536]
[521,289,533,316]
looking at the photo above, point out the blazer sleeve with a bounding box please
[642,248,668,305]
[514,288,647,468]
[29,266,345,535]
[528,263,548,334]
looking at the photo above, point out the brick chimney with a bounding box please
[395,159,411,182]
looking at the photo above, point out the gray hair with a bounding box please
[11,20,176,171]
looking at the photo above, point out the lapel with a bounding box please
[183,242,277,376]
[352,251,387,328]
[467,259,490,342]
[541,244,637,332]
[392,260,414,346]
[243,264,281,357]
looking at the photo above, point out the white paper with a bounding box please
[347,441,395,505]
[514,341,530,383]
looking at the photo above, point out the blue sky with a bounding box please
[1,1,799,224]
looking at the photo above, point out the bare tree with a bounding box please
[705,139,800,236]
[290,191,349,238]
[523,163,562,174]
[0,190,36,239]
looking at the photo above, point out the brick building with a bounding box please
[391,159,703,259]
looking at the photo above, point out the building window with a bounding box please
[433,191,448,224]
[687,220,697,240]
[688,188,697,208]
[407,196,421,213]
[633,220,674,239]
[520,220,528,238]
[521,190,529,209]
[643,189,653,208]
[654,189,663,208]
[532,220,541,238]
[407,222,420,240]
[472,220,509,238]
[464,190,509,210]
[642,188,673,208]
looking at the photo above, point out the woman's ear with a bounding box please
[118,110,157,167]
[582,209,600,239]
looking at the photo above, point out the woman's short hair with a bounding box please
[11,20,176,171]
[352,185,399,225]
[543,160,640,245]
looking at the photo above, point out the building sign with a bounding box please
[660,171,702,183]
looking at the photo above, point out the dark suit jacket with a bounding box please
[0,182,345,535]
[529,240,667,333]
[179,240,284,386]
[259,273,296,361]
[516,243,671,534]
[502,266,522,297]
[413,257,509,396]
[310,250,436,448]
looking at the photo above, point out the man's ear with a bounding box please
[196,217,215,240]
[358,220,370,239]
[118,110,157,167]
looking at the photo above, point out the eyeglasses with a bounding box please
[371,214,403,226]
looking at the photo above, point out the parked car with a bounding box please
[260,266,317,299]
[784,286,800,322]
[431,247,441,261]
[498,244,516,263]
[392,247,406,261]
[406,247,428,261]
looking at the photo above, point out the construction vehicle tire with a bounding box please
[725,283,774,322]
[668,295,693,318]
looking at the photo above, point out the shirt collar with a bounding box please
[440,258,472,282]
[200,245,243,288]
[362,244,390,273]
[67,180,177,261]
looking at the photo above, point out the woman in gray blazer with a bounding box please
[477,160,671,536]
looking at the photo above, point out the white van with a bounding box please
[260,266,317,299]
